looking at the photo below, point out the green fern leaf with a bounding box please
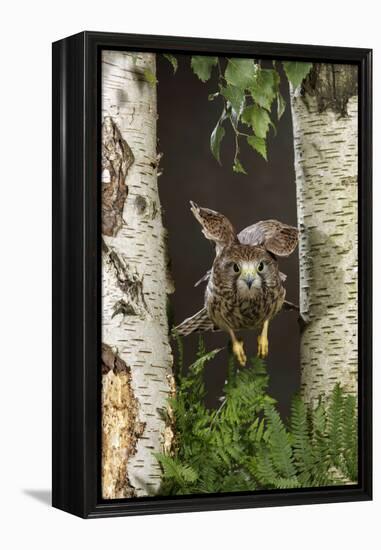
[290,395,315,483]
[263,403,297,479]
[327,384,344,467]
[341,394,358,481]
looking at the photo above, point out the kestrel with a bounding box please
[173,202,299,366]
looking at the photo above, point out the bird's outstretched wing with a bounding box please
[172,307,217,336]
[190,201,238,254]
[283,299,299,311]
[238,220,298,257]
[194,269,212,287]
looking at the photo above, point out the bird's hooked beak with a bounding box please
[241,269,256,290]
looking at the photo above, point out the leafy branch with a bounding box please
[163,54,312,173]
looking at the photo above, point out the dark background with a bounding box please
[157,55,300,418]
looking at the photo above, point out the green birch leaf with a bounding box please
[163,53,178,73]
[242,104,272,139]
[277,92,286,120]
[247,135,267,161]
[225,58,257,89]
[144,68,157,86]
[210,121,226,164]
[249,69,277,111]
[282,61,313,88]
[191,56,218,82]
[233,158,247,174]
[220,84,246,117]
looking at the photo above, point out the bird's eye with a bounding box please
[257,262,264,273]
[233,263,240,273]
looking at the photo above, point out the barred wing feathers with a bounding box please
[173,307,216,336]
[238,220,299,257]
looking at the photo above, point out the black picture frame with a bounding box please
[52,31,372,519]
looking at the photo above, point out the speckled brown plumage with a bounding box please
[174,203,298,365]
[205,245,285,332]
[190,201,237,253]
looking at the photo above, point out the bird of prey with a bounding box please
[173,202,299,366]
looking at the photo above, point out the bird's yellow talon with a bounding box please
[257,334,269,358]
[232,340,247,367]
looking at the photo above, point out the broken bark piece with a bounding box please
[101,344,145,499]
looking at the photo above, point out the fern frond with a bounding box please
[306,400,332,486]
[252,447,279,487]
[327,384,344,466]
[156,335,358,495]
[181,346,222,403]
[290,395,315,483]
[196,334,206,358]
[154,453,198,485]
[263,402,297,479]
[189,346,222,375]
[340,394,358,481]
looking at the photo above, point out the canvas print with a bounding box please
[101,51,358,499]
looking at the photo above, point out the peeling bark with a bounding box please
[103,241,149,318]
[290,64,358,404]
[102,344,145,499]
[162,373,177,457]
[102,51,174,498]
[102,117,134,237]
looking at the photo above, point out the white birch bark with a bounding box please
[102,51,174,498]
[289,64,358,404]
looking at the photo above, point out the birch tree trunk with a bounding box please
[290,64,358,404]
[101,51,174,498]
